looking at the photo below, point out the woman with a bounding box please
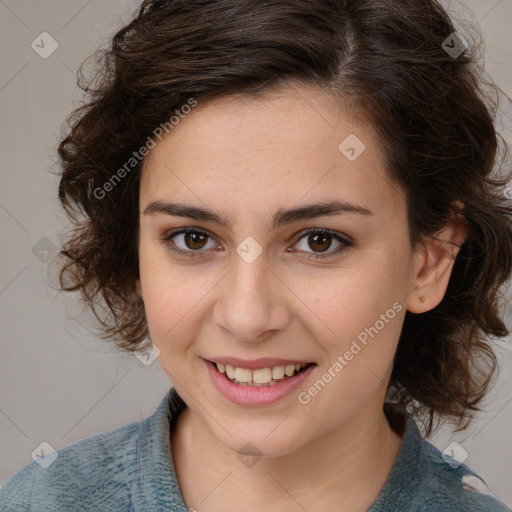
[1,0,511,510]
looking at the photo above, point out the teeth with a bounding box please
[214,361,309,385]
[271,366,285,380]
[253,367,272,384]
[233,367,252,383]
[284,365,296,377]
[225,364,235,379]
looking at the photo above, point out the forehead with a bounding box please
[139,85,405,224]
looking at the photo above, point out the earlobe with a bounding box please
[406,213,467,314]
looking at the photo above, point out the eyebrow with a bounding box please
[143,199,373,229]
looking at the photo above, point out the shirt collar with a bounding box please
[367,406,426,511]
[132,386,188,510]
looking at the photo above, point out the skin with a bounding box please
[135,84,466,511]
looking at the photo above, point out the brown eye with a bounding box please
[162,228,220,258]
[292,229,353,259]
[162,227,352,261]
[307,233,332,253]
[183,231,209,250]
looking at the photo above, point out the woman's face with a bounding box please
[136,85,421,456]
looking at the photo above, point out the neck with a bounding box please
[171,400,404,512]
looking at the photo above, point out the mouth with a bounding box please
[206,359,316,387]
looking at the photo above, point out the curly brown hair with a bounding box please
[56,0,512,435]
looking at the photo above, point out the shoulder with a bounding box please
[0,421,141,512]
[410,438,511,512]
[370,409,511,512]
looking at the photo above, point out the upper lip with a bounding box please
[206,357,315,370]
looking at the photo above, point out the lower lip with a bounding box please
[205,360,316,406]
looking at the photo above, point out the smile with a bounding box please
[213,361,311,386]
[205,359,317,406]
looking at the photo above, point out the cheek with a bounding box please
[138,241,226,360]
[295,268,405,419]
[138,227,409,362]
[290,258,407,417]
[294,257,406,350]
[138,242,197,343]
[142,275,205,343]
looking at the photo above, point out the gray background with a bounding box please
[0,0,511,506]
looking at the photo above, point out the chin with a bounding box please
[209,421,307,459]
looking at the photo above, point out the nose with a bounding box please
[212,251,290,343]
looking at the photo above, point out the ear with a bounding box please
[406,211,467,314]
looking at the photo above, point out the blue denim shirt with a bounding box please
[0,387,510,511]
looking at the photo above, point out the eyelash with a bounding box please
[161,228,353,261]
